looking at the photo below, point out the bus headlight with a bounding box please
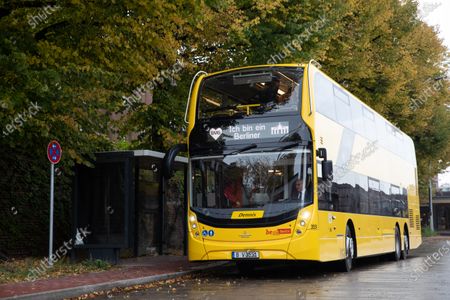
[301,211,311,220]
[189,214,199,232]
[298,210,311,227]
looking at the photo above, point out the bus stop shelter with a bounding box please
[72,150,187,263]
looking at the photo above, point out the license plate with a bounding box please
[232,251,260,259]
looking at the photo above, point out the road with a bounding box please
[96,237,450,300]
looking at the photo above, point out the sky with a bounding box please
[418,0,450,49]
[417,0,450,187]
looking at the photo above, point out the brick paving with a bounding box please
[0,256,208,299]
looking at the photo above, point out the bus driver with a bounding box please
[291,178,311,203]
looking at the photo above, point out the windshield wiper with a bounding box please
[225,143,257,157]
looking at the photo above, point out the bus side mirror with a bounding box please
[322,160,333,181]
[317,148,332,180]
[317,148,327,160]
[163,143,187,179]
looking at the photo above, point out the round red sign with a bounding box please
[47,140,62,164]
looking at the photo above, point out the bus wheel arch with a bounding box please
[401,223,409,260]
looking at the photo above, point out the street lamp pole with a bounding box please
[429,178,434,232]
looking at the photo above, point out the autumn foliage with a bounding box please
[0,0,448,254]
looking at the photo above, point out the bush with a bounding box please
[422,226,438,237]
[82,259,110,269]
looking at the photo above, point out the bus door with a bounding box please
[317,160,340,261]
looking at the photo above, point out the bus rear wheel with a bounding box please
[340,225,355,272]
[401,229,409,260]
[392,226,401,261]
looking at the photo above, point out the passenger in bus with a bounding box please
[224,178,244,208]
[224,169,251,208]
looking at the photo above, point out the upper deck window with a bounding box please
[198,67,303,120]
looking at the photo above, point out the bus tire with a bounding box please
[392,226,401,261]
[401,226,409,260]
[340,224,355,272]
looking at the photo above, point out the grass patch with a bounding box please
[0,257,113,284]
[422,226,438,237]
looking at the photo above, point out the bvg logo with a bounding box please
[231,211,264,219]
[266,228,292,235]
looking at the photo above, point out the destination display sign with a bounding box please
[208,121,290,141]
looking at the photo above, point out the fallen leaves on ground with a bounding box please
[0,257,113,284]
[66,274,198,299]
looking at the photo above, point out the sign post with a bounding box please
[47,140,62,266]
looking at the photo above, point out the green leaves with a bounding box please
[318,0,449,190]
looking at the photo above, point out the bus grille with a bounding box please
[409,209,414,228]
[415,215,420,230]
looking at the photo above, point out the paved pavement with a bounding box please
[2,237,449,300]
[0,256,222,300]
[91,236,450,300]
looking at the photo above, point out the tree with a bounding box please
[1,0,449,255]
[0,0,239,255]
[128,0,449,189]
[317,0,449,192]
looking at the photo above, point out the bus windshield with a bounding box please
[191,147,312,220]
[198,67,303,120]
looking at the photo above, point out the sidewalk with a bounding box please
[0,256,223,300]
[437,230,450,236]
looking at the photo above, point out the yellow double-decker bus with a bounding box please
[168,61,421,272]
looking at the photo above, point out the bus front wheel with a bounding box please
[340,225,355,272]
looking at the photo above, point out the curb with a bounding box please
[2,262,226,300]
